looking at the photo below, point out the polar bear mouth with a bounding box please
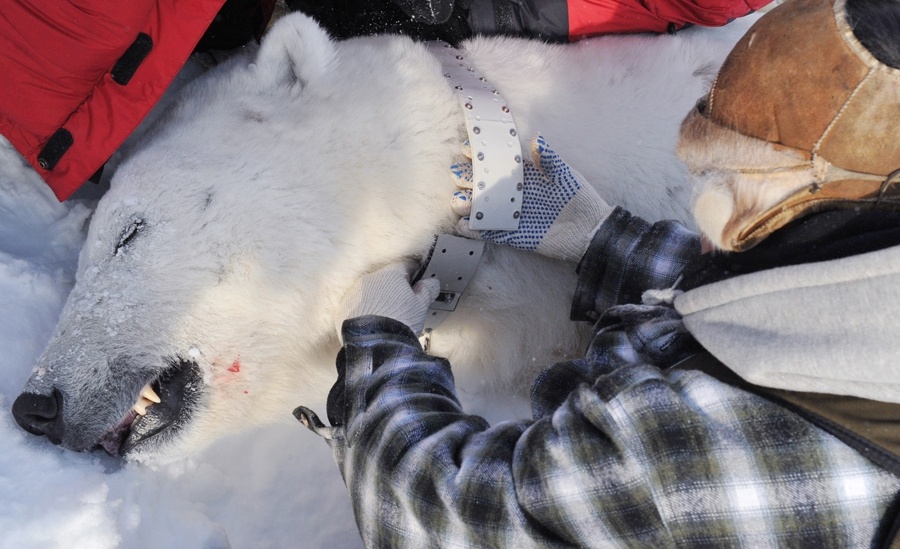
[97,359,202,457]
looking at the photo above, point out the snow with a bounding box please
[0,140,364,548]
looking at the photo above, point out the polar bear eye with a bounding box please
[116,219,145,255]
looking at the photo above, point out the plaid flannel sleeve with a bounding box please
[304,315,691,548]
[295,315,900,548]
[298,315,565,547]
[571,207,700,321]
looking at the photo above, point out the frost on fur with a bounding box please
[14,13,759,460]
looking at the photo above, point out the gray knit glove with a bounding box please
[451,134,613,262]
[337,263,441,339]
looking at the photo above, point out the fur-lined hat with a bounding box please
[677,0,900,251]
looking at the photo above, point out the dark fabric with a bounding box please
[285,0,476,44]
[37,129,73,171]
[111,34,153,85]
[571,207,700,321]
[846,0,900,70]
[531,302,700,418]
[195,0,278,52]
[326,316,423,428]
[392,0,456,23]
[683,209,900,289]
[888,514,900,549]
[467,0,569,41]
[326,348,348,428]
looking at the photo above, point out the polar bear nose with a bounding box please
[12,389,64,445]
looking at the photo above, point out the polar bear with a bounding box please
[11,13,757,461]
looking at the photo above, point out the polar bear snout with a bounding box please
[12,389,65,445]
[12,357,205,457]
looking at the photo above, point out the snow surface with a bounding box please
[0,136,367,548]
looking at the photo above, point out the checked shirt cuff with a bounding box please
[571,207,700,321]
[326,315,424,427]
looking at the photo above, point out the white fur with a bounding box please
[677,108,816,250]
[21,14,758,460]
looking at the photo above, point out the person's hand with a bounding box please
[336,263,441,338]
[451,134,614,262]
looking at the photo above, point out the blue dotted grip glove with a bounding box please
[451,134,613,262]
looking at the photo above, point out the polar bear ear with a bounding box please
[253,13,337,91]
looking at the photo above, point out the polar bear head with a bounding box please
[12,14,461,461]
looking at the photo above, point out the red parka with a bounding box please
[567,0,769,38]
[0,0,274,201]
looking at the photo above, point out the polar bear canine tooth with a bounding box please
[132,384,161,416]
[141,385,161,403]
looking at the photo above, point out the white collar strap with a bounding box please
[416,234,485,347]
[427,41,524,231]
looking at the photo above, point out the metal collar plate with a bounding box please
[416,234,485,334]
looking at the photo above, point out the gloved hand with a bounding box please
[336,263,442,338]
[451,134,614,262]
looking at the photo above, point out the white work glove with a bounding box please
[336,263,441,338]
[451,134,613,262]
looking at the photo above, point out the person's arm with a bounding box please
[295,260,699,546]
[571,207,700,320]
[299,315,549,546]
[297,312,686,547]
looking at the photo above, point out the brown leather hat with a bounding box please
[678,0,900,251]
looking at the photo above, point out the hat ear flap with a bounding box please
[253,13,337,91]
